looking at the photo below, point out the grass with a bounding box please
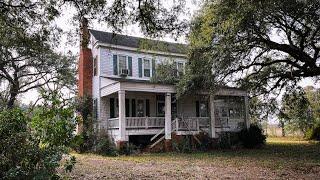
[62,137,320,179]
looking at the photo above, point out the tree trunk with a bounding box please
[7,81,19,109]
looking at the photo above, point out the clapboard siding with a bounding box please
[99,47,187,79]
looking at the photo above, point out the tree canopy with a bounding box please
[183,0,320,96]
[0,0,187,108]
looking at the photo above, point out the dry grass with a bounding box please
[61,137,320,179]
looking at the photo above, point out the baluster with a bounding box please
[145,117,148,129]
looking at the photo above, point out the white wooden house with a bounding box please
[78,27,249,149]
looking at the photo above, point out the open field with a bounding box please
[63,137,320,179]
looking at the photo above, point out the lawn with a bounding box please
[63,137,320,179]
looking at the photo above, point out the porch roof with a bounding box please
[100,77,247,97]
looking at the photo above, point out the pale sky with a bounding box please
[20,1,319,107]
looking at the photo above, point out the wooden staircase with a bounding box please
[148,118,202,150]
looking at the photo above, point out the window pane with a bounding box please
[144,69,150,77]
[137,100,144,117]
[200,102,208,117]
[119,55,126,72]
[144,59,150,77]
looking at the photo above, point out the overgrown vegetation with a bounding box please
[278,87,320,139]
[150,61,179,84]
[0,92,76,179]
[238,124,266,148]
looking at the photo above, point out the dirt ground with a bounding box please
[62,137,320,179]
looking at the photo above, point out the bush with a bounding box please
[216,132,240,149]
[238,124,266,148]
[172,136,193,153]
[93,131,118,156]
[306,124,320,141]
[118,143,139,155]
[0,108,75,179]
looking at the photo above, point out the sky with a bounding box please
[20,0,319,112]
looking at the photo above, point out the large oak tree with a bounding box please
[182,0,320,96]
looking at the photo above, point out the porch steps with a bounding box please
[149,136,165,149]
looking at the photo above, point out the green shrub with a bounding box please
[118,143,139,155]
[93,131,118,156]
[238,124,266,148]
[306,124,320,141]
[172,136,193,153]
[70,134,85,152]
[0,108,75,179]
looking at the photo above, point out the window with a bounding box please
[93,57,97,76]
[199,101,208,117]
[157,101,165,117]
[143,59,151,77]
[137,100,144,117]
[118,55,127,74]
[177,62,184,76]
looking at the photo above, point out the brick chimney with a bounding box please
[78,17,93,97]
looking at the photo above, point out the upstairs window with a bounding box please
[113,54,132,76]
[176,62,185,77]
[143,59,151,77]
[118,55,127,75]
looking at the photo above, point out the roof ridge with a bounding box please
[89,29,188,46]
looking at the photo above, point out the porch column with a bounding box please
[244,95,250,129]
[209,95,216,138]
[118,90,127,142]
[165,93,172,140]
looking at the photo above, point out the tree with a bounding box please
[0,1,76,108]
[0,0,187,108]
[0,91,76,179]
[278,87,314,136]
[185,0,320,96]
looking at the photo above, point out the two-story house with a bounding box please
[78,21,250,149]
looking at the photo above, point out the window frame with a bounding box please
[175,61,185,77]
[93,56,98,76]
[117,54,129,75]
[142,58,152,78]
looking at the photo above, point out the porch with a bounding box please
[95,78,249,144]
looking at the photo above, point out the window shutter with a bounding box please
[131,99,136,117]
[113,55,118,75]
[128,56,132,76]
[110,98,115,118]
[146,99,150,117]
[196,101,200,117]
[152,59,156,77]
[138,58,142,77]
[125,99,130,117]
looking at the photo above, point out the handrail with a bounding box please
[150,119,177,142]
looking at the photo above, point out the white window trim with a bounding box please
[117,54,129,75]
[142,58,152,78]
[176,61,185,76]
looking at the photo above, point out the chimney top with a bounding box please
[80,17,89,49]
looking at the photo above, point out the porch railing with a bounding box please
[107,116,234,130]
[108,117,165,129]
[126,117,165,129]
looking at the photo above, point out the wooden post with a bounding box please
[145,117,148,129]
[209,95,216,138]
[118,90,126,141]
[165,93,172,140]
[244,95,250,129]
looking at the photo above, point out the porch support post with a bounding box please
[165,93,172,140]
[244,95,250,129]
[209,95,216,138]
[118,90,127,142]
